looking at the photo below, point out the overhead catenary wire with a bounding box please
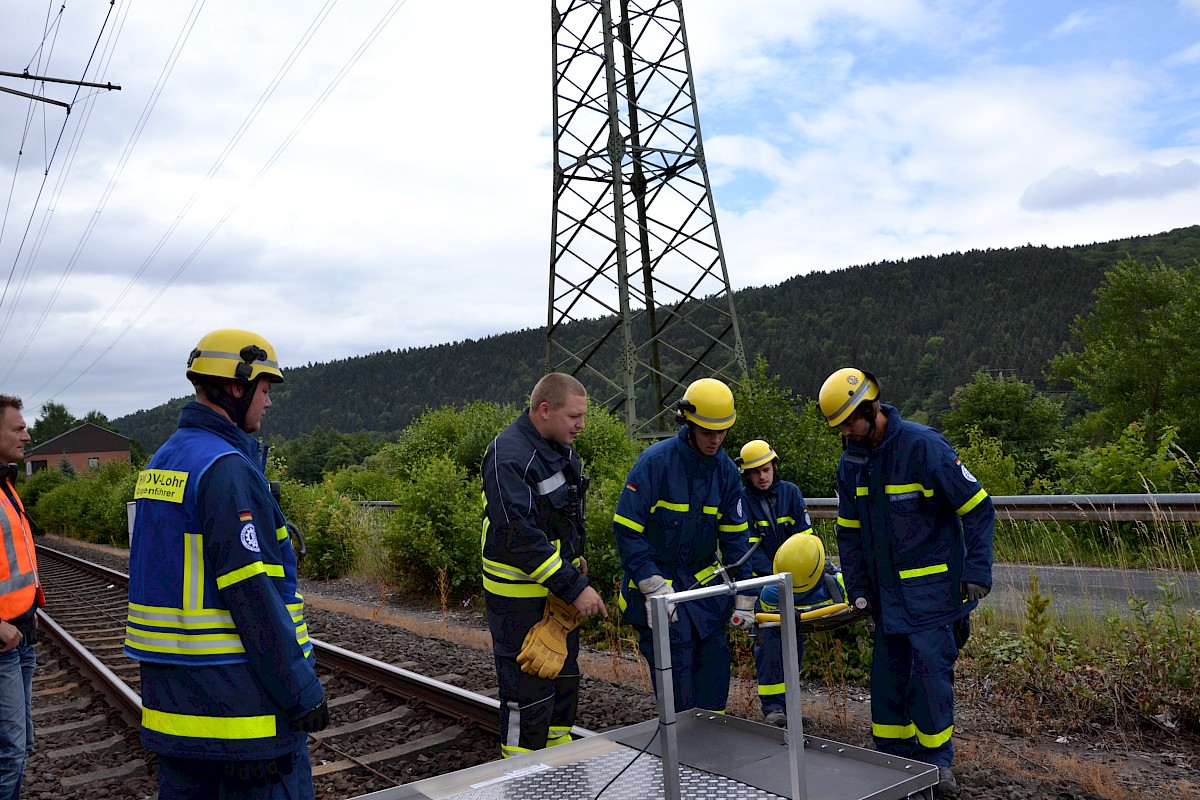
[0,0,131,378]
[0,0,71,319]
[37,0,412,408]
[0,0,63,257]
[23,0,344,399]
[0,0,195,387]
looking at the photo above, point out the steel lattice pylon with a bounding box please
[548,0,747,438]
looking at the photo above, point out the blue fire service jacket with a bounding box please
[834,404,994,635]
[742,476,814,579]
[481,411,589,608]
[614,427,751,640]
[125,402,324,761]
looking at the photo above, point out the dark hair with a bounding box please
[853,398,880,422]
[0,395,23,413]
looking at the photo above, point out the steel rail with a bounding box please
[35,546,595,739]
[805,493,1200,522]
[312,640,501,732]
[36,608,143,728]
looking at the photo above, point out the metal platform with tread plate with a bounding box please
[358,711,939,800]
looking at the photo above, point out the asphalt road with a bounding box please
[990,562,1200,619]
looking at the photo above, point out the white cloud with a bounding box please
[1020,161,1200,209]
[2,1,1200,421]
[1050,9,1105,38]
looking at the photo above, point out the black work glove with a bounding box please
[961,582,990,602]
[295,698,330,733]
[953,615,972,649]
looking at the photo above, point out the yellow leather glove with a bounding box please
[517,594,586,679]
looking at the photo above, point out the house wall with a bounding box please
[26,449,131,475]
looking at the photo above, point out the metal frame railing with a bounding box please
[805,493,1200,523]
[649,571,807,800]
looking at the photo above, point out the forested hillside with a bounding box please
[113,225,1200,451]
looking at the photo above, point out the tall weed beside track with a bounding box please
[965,576,1200,742]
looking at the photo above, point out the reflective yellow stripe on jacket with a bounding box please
[481,519,581,598]
[142,707,276,740]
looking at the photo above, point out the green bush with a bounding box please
[17,468,68,510]
[277,479,361,580]
[31,461,137,545]
[375,401,517,479]
[803,622,874,684]
[578,473,628,605]
[380,455,481,595]
[1045,421,1198,494]
[954,426,1031,496]
[574,407,643,482]
[328,465,405,501]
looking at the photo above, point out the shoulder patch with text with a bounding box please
[134,469,188,503]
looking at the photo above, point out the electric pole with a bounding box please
[548,0,746,438]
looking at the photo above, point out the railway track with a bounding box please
[31,544,555,799]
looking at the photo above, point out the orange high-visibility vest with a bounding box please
[0,482,42,621]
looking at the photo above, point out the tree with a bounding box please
[29,401,78,445]
[1049,259,1199,454]
[940,371,1062,470]
[274,427,386,484]
[81,410,117,431]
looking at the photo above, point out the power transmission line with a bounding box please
[37,0,412,408]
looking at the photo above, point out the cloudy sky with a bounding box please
[2,1,1199,422]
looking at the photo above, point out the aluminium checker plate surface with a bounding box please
[441,749,781,800]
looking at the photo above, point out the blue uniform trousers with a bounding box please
[635,623,730,713]
[753,625,806,716]
[487,600,580,757]
[156,748,313,800]
[870,624,958,767]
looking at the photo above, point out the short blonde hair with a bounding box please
[530,373,586,411]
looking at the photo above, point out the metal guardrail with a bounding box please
[804,493,1200,523]
[355,495,1200,523]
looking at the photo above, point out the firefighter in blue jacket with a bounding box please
[614,378,751,714]
[821,367,994,797]
[125,329,328,800]
[481,373,607,759]
[730,440,844,726]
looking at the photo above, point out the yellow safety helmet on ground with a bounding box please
[677,378,736,430]
[819,367,878,427]
[738,439,777,471]
[186,329,284,384]
[773,533,826,593]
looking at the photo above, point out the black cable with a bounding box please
[593,724,659,800]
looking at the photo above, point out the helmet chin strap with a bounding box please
[202,377,260,432]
